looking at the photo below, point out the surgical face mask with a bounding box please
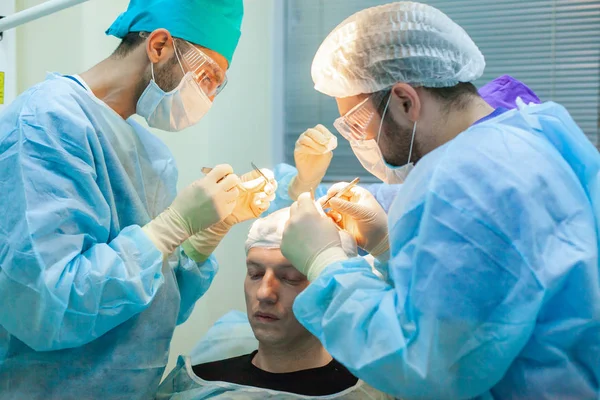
[345,93,417,184]
[136,42,213,132]
[350,138,414,184]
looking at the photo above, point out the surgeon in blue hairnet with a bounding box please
[0,0,277,399]
[281,2,600,399]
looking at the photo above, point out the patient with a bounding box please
[156,208,392,399]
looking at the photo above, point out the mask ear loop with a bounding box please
[172,38,187,76]
[376,92,392,144]
[150,62,156,82]
[407,121,417,165]
[376,90,418,165]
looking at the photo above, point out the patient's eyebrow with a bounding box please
[246,261,264,269]
[276,263,296,271]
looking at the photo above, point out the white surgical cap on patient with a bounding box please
[311,1,486,98]
[245,208,358,258]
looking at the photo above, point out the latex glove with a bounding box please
[281,193,348,281]
[232,168,278,223]
[143,164,240,255]
[323,183,389,257]
[181,216,236,263]
[289,125,338,200]
[182,168,278,262]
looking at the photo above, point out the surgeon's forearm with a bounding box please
[305,247,349,281]
[181,218,234,262]
[174,250,219,324]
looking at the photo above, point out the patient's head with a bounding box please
[244,208,357,348]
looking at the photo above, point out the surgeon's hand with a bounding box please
[289,125,338,200]
[324,184,389,257]
[232,168,278,223]
[181,168,278,262]
[143,164,240,255]
[281,193,348,281]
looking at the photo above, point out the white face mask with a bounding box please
[349,94,417,184]
[350,138,414,184]
[136,42,212,132]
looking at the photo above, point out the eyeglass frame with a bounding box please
[333,90,392,143]
[138,32,228,98]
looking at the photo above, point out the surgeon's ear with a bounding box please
[146,29,174,63]
[390,83,421,123]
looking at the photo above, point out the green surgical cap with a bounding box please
[106,0,244,65]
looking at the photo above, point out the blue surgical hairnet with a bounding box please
[106,0,244,65]
[312,1,485,97]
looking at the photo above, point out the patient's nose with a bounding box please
[256,269,279,304]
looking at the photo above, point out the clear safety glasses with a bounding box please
[174,38,228,98]
[333,90,390,142]
[139,33,229,98]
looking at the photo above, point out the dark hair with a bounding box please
[374,81,480,117]
[423,82,480,111]
[111,32,147,59]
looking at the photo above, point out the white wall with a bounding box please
[15,0,282,376]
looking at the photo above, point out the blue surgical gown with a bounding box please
[0,74,218,399]
[293,101,600,399]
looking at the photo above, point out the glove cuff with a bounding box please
[374,249,390,264]
[181,240,210,263]
[369,234,390,258]
[182,219,234,262]
[306,246,348,282]
[211,216,237,234]
[142,209,190,255]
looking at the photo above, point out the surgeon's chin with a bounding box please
[381,141,421,167]
[381,149,408,167]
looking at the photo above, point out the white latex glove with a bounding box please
[289,125,338,200]
[182,168,278,262]
[233,168,278,223]
[181,217,236,263]
[281,193,348,281]
[323,183,389,257]
[143,164,240,255]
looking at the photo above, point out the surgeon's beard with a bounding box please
[135,55,182,101]
[377,110,423,167]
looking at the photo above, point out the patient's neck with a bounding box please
[252,335,332,373]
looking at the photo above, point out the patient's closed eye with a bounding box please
[246,265,265,280]
[278,271,305,284]
[249,272,264,280]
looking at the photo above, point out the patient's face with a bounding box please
[245,248,311,346]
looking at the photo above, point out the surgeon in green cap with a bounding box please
[0,0,278,399]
